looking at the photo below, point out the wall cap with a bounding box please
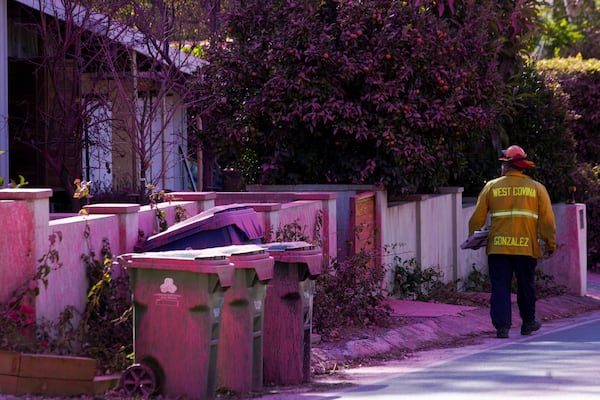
[167,191,217,201]
[84,203,141,214]
[0,188,53,200]
[439,186,464,194]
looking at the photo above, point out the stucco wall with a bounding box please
[0,190,51,304]
[460,203,488,282]
[0,199,40,303]
[0,187,587,324]
[460,202,587,295]
[247,184,373,258]
[380,192,461,290]
[539,203,587,296]
[39,214,120,322]
[0,189,331,322]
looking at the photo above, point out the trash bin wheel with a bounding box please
[120,363,159,396]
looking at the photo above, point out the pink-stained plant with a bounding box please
[0,231,63,352]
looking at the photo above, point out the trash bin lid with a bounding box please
[203,244,265,255]
[262,242,322,277]
[261,241,316,252]
[135,204,264,252]
[141,249,229,260]
[118,250,235,288]
[199,244,274,281]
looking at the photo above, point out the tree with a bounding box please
[196,0,542,196]
[498,62,582,202]
[10,0,119,205]
[79,0,206,198]
[536,0,600,59]
[10,0,204,207]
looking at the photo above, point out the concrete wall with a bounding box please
[459,204,488,282]
[247,185,587,296]
[247,184,373,258]
[379,188,463,291]
[40,214,120,323]
[459,202,587,296]
[381,190,586,296]
[539,203,587,296]
[213,190,338,259]
[0,186,587,324]
[0,189,51,304]
[0,189,332,322]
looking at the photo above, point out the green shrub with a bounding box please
[536,57,600,269]
[389,256,445,301]
[197,0,531,197]
[79,237,132,374]
[389,259,566,307]
[461,265,566,299]
[0,232,63,353]
[0,232,132,375]
[535,57,600,197]
[459,58,600,204]
[313,250,392,335]
[462,264,492,293]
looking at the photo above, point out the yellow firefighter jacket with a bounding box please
[469,170,556,258]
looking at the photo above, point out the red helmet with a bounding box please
[499,145,535,169]
[499,145,527,161]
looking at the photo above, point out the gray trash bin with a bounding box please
[118,250,234,400]
[261,242,322,385]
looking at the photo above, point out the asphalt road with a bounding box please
[260,310,600,400]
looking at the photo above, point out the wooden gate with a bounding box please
[349,191,379,263]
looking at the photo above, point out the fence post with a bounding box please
[166,191,217,213]
[248,203,281,244]
[540,203,587,296]
[84,203,141,256]
[293,192,337,260]
[439,187,464,282]
[0,189,51,304]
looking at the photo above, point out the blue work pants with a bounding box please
[488,254,537,330]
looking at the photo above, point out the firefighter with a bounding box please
[469,145,556,338]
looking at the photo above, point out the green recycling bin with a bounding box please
[118,250,234,400]
[212,245,274,394]
[261,242,322,385]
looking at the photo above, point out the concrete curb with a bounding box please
[311,295,600,373]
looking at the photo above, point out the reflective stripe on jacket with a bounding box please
[468,170,556,258]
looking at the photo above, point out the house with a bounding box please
[0,0,206,211]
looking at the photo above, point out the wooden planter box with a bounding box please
[0,350,114,396]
